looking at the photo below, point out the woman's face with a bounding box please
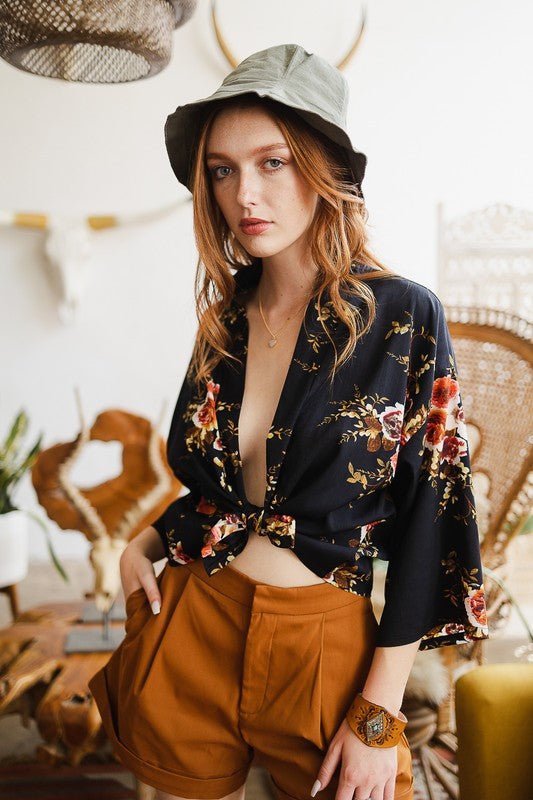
[205,104,319,262]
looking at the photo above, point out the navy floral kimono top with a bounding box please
[152,261,489,651]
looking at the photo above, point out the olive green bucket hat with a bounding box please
[164,42,367,193]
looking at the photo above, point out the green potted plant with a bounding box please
[0,410,68,586]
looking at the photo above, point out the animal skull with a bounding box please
[43,220,93,325]
[89,537,128,613]
[1,201,188,325]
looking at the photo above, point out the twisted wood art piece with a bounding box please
[400,306,533,800]
[31,406,181,614]
[0,602,115,765]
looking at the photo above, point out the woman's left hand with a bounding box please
[312,718,397,800]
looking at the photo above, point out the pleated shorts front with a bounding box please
[88,558,414,799]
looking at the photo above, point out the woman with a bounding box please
[89,43,488,800]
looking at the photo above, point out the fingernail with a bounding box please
[310,779,321,797]
[151,600,161,615]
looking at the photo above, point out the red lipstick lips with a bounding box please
[239,218,271,235]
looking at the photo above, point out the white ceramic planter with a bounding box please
[0,510,29,586]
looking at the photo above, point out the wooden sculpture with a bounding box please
[31,404,181,612]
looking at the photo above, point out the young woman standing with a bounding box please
[89,43,488,800]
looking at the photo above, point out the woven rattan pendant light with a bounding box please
[0,0,197,83]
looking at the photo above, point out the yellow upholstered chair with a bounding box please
[455,663,533,800]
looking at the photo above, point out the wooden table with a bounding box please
[0,601,115,766]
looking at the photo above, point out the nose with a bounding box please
[236,166,259,208]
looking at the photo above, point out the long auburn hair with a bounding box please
[187,95,393,393]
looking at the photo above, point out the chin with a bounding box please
[245,246,280,259]
[235,238,282,260]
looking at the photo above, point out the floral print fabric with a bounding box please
[151,262,488,650]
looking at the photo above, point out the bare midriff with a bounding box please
[227,289,326,588]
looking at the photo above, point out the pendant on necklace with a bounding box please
[268,337,277,348]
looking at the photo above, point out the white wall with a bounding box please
[1,0,532,562]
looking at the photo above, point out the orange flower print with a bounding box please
[196,496,217,515]
[201,528,221,558]
[389,451,399,476]
[192,380,220,431]
[169,541,194,564]
[441,435,468,465]
[201,513,245,558]
[424,408,447,449]
[186,380,226,457]
[464,587,488,631]
[431,377,459,409]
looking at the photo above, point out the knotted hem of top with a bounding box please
[88,666,251,799]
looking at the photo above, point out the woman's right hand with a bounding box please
[119,525,166,615]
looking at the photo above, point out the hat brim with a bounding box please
[164,89,366,193]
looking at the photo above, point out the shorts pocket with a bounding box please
[123,565,169,634]
[121,566,193,708]
[125,586,146,612]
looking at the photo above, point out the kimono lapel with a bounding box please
[214,263,333,512]
[263,295,326,509]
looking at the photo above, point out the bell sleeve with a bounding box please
[375,293,489,650]
[148,359,206,565]
[150,491,204,564]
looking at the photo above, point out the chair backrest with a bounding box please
[437,202,533,321]
[438,201,533,573]
[446,307,533,571]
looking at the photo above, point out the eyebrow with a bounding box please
[206,143,290,161]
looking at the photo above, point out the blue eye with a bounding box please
[212,165,232,180]
[266,158,284,169]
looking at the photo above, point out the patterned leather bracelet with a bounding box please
[345,693,407,747]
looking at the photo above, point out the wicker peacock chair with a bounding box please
[447,307,533,636]
[401,305,533,800]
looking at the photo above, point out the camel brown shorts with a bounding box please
[89,559,414,799]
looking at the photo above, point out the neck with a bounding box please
[257,252,318,313]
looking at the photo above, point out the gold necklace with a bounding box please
[258,286,309,348]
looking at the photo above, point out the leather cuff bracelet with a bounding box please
[346,693,407,747]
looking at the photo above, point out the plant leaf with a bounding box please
[24,510,70,583]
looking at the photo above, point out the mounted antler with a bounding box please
[32,393,181,612]
[210,0,367,71]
